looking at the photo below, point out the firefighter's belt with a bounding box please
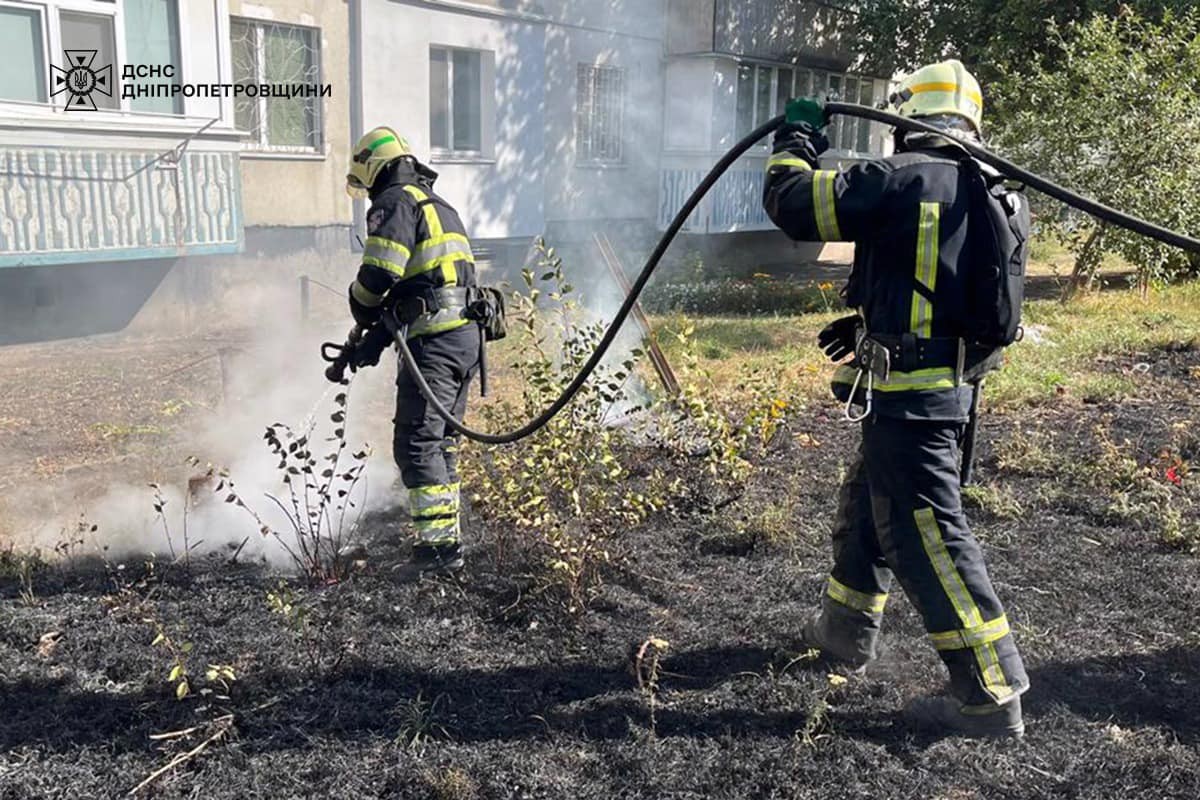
[396,286,473,337]
[858,334,1003,384]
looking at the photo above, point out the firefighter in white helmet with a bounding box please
[762,60,1031,738]
[344,126,480,574]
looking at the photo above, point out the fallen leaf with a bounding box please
[36,631,62,658]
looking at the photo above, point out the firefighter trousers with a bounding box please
[393,322,480,545]
[822,414,1029,708]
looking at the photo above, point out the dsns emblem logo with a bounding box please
[50,50,113,111]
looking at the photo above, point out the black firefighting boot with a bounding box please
[799,597,882,672]
[905,694,1025,739]
[410,540,465,575]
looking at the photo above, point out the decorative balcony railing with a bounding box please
[0,147,242,268]
[658,165,773,234]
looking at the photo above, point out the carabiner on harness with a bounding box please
[843,367,873,423]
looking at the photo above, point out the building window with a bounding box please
[231,17,323,152]
[737,62,884,155]
[58,10,118,110]
[123,0,181,114]
[430,47,483,154]
[0,0,182,114]
[0,4,47,103]
[736,63,775,141]
[576,64,624,164]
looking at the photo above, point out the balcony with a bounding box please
[0,146,242,268]
[658,154,774,234]
[667,0,855,68]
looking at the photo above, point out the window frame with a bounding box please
[734,59,887,157]
[575,62,625,166]
[429,45,486,159]
[229,15,324,156]
[0,0,192,117]
[0,0,51,104]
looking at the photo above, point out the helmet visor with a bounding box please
[345,175,369,201]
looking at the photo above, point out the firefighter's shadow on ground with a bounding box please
[1025,646,1200,742]
[5,646,1197,755]
[0,644,839,755]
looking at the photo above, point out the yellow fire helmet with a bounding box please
[346,126,413,199]
[889,59,984,134]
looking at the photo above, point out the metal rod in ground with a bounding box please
[593,232,681,397]
[300,275,311,323]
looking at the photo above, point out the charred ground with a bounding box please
[2,335,1199,799]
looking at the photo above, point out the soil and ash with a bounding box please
[2,348,1200,799]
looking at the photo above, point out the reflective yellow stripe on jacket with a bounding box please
[362,236,411,275]
[766,151,814,172]
[833,364,958,393]
[910,202,941,338]
[401,185,474,286]
[812,170,843,241]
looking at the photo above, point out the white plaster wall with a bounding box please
[541,20,664,225]
[229,0,352,228]
[663,58,713,153]
[363,2,546,240]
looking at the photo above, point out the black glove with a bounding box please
[772,121,830,164]
[349,322,393,370]
[817,315,860,363]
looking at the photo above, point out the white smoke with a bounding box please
[12,301,404,568]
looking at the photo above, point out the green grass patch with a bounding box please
[989,281,1200,409]
[647,281,1199,410]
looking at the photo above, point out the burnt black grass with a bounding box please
[2,352,1200,799]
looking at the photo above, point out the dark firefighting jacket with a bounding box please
[763,133,1002,422]
[348,160,477,336]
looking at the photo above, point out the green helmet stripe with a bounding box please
[366,133,398,151]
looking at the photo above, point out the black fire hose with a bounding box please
[358,104,1200,445]
[825,102,1200,254]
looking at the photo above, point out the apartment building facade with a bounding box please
[0,0,349,341]
[358,0,890,275]
[0,0,885,341]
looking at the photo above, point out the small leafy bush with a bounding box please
[217,388,369,583]
[460,240,795,613]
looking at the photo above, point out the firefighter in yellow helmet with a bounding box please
[761,60,1031,738]
[344,126,480,574]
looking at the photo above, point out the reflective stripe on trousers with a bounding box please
[409,482,461,544]
[821,415,1028,706]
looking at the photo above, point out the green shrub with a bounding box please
[460,241,794,613]
[641,279,839,316]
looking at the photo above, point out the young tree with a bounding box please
[989,10,1200,293]
[851,1,1194,82]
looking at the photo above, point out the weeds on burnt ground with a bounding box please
[996,415,1198,549]
[216,388,369,583]
[149,480,201,567]
[394,692,452,752]
[632,636,670,736]
[0,545,44,606]
[418,766,478,800]
[460,240,795,613]
[962,483,1026,520]
[797,673,848,748]
[266,580,355,679]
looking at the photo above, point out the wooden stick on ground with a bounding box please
[129,715,234,796]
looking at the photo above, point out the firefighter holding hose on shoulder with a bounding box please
[762,60,1030,738]
[343,127,480,575]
